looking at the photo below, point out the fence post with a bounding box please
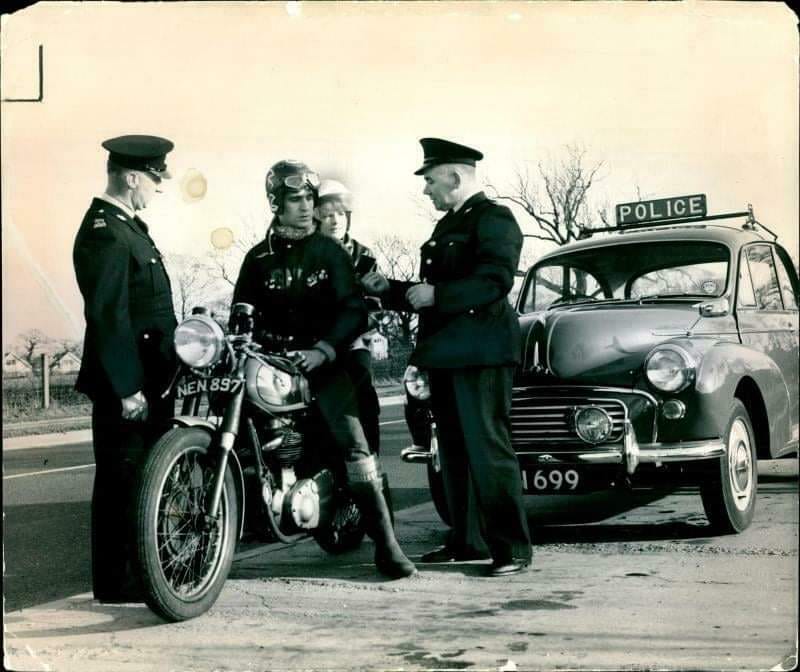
[40,353,50,409]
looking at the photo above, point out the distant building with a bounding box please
[52,351,82,374]
[3,352,33,377]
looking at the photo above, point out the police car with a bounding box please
[404,194,799,533]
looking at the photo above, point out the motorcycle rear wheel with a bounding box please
[136,427,238,622]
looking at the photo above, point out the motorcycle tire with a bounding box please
[313,494,366,554]
[136,427,239,622]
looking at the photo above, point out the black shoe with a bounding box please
[486,557,531,577]
[420,545,491,563]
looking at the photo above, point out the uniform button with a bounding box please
[448,241,455,246]
[469,309,475,315]
[425,258,432,265]
[150,258,157,264]
[143,333,150,340]
[428,240,437,247]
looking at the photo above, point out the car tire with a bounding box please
[427,461,451,526]
[700,399,757,534]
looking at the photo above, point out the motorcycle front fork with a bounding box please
[207,385,245,520]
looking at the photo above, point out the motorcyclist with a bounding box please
[316,179,381,456]
[232,160,416,579]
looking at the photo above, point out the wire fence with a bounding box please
[2,372,90,420]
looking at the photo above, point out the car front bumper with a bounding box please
[401,419,726,476]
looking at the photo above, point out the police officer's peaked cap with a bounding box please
[102,135,174,179]
[413,137,484,175]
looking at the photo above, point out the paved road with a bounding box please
[2,403,427,611]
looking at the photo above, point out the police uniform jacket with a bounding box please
[384,191,522,369]
[233,227,367,360]
[73,198,177,400]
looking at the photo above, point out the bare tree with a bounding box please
[208,214,267,288]
[371,234,422,348]
[13,329,53,366]
[487,144,608,246]
[164,253,219,320]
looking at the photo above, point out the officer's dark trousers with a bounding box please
[90,393,173,601]
[345,348,381,455]
[430,366,531,562]
[309,365,372,462]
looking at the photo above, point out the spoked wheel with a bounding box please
[313,492,366,554]
[137,428,238,621]
[700,400,757,534]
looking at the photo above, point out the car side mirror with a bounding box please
[697,297,730,317]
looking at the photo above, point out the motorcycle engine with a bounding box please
[282,469,334,530]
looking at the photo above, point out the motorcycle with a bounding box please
[135,303,366,622]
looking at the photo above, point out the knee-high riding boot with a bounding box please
[347,456,417,579]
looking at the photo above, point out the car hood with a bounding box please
[520,303,704,386]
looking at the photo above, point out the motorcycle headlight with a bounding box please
[645,345,696,393]
[403,365,431,401]
[174,315,225,368]
[573,406,613,444]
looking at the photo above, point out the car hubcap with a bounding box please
[727,418,753,512]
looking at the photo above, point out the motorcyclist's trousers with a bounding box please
[309,364,372,462]
[89,391,174,601]
[345,348,381,455]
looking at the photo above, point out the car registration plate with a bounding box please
[176,377,243,398]
[523,468,581,493]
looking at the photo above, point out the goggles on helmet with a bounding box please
[281,172,320,190]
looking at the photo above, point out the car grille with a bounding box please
[511,389,627,447]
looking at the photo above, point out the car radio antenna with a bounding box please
[742,203,778,240]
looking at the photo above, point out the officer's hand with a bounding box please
[295,349,327,373]
[121,391,149,422]
[406,284,436,309]
[361,272,389,295]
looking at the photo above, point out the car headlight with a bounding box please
[174,315,225,368]
[573,406,613,444]
[645,345,696,393]
[403,365,431,401]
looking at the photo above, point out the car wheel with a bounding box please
[700,399,757,534]
[426,424,451,526]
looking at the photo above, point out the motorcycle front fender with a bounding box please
[170,416,247,541]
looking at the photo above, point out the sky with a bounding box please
[2,1,798,349]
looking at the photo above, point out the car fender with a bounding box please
[171,416,247,539]
[692,342,791,457]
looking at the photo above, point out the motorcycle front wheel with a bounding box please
[136,427,238,622]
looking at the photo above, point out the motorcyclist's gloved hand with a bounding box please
[121,390,149,422]
[361,272,389,295]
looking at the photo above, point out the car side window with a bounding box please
[736,252,758,308]
[746,244,783,311]
[532,265,564,312]
[773,251,799,311]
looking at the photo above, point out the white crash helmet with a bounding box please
[317,179,353,212]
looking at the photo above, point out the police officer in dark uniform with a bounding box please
[363,138,532,576]
[73,134,178,601]
[233,160,415,579]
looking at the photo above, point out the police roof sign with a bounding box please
[616,194,707,226]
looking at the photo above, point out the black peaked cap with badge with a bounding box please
[413,137,484,175]
[102,135,174,180]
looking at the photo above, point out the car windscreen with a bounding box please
[520,240,730,313]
